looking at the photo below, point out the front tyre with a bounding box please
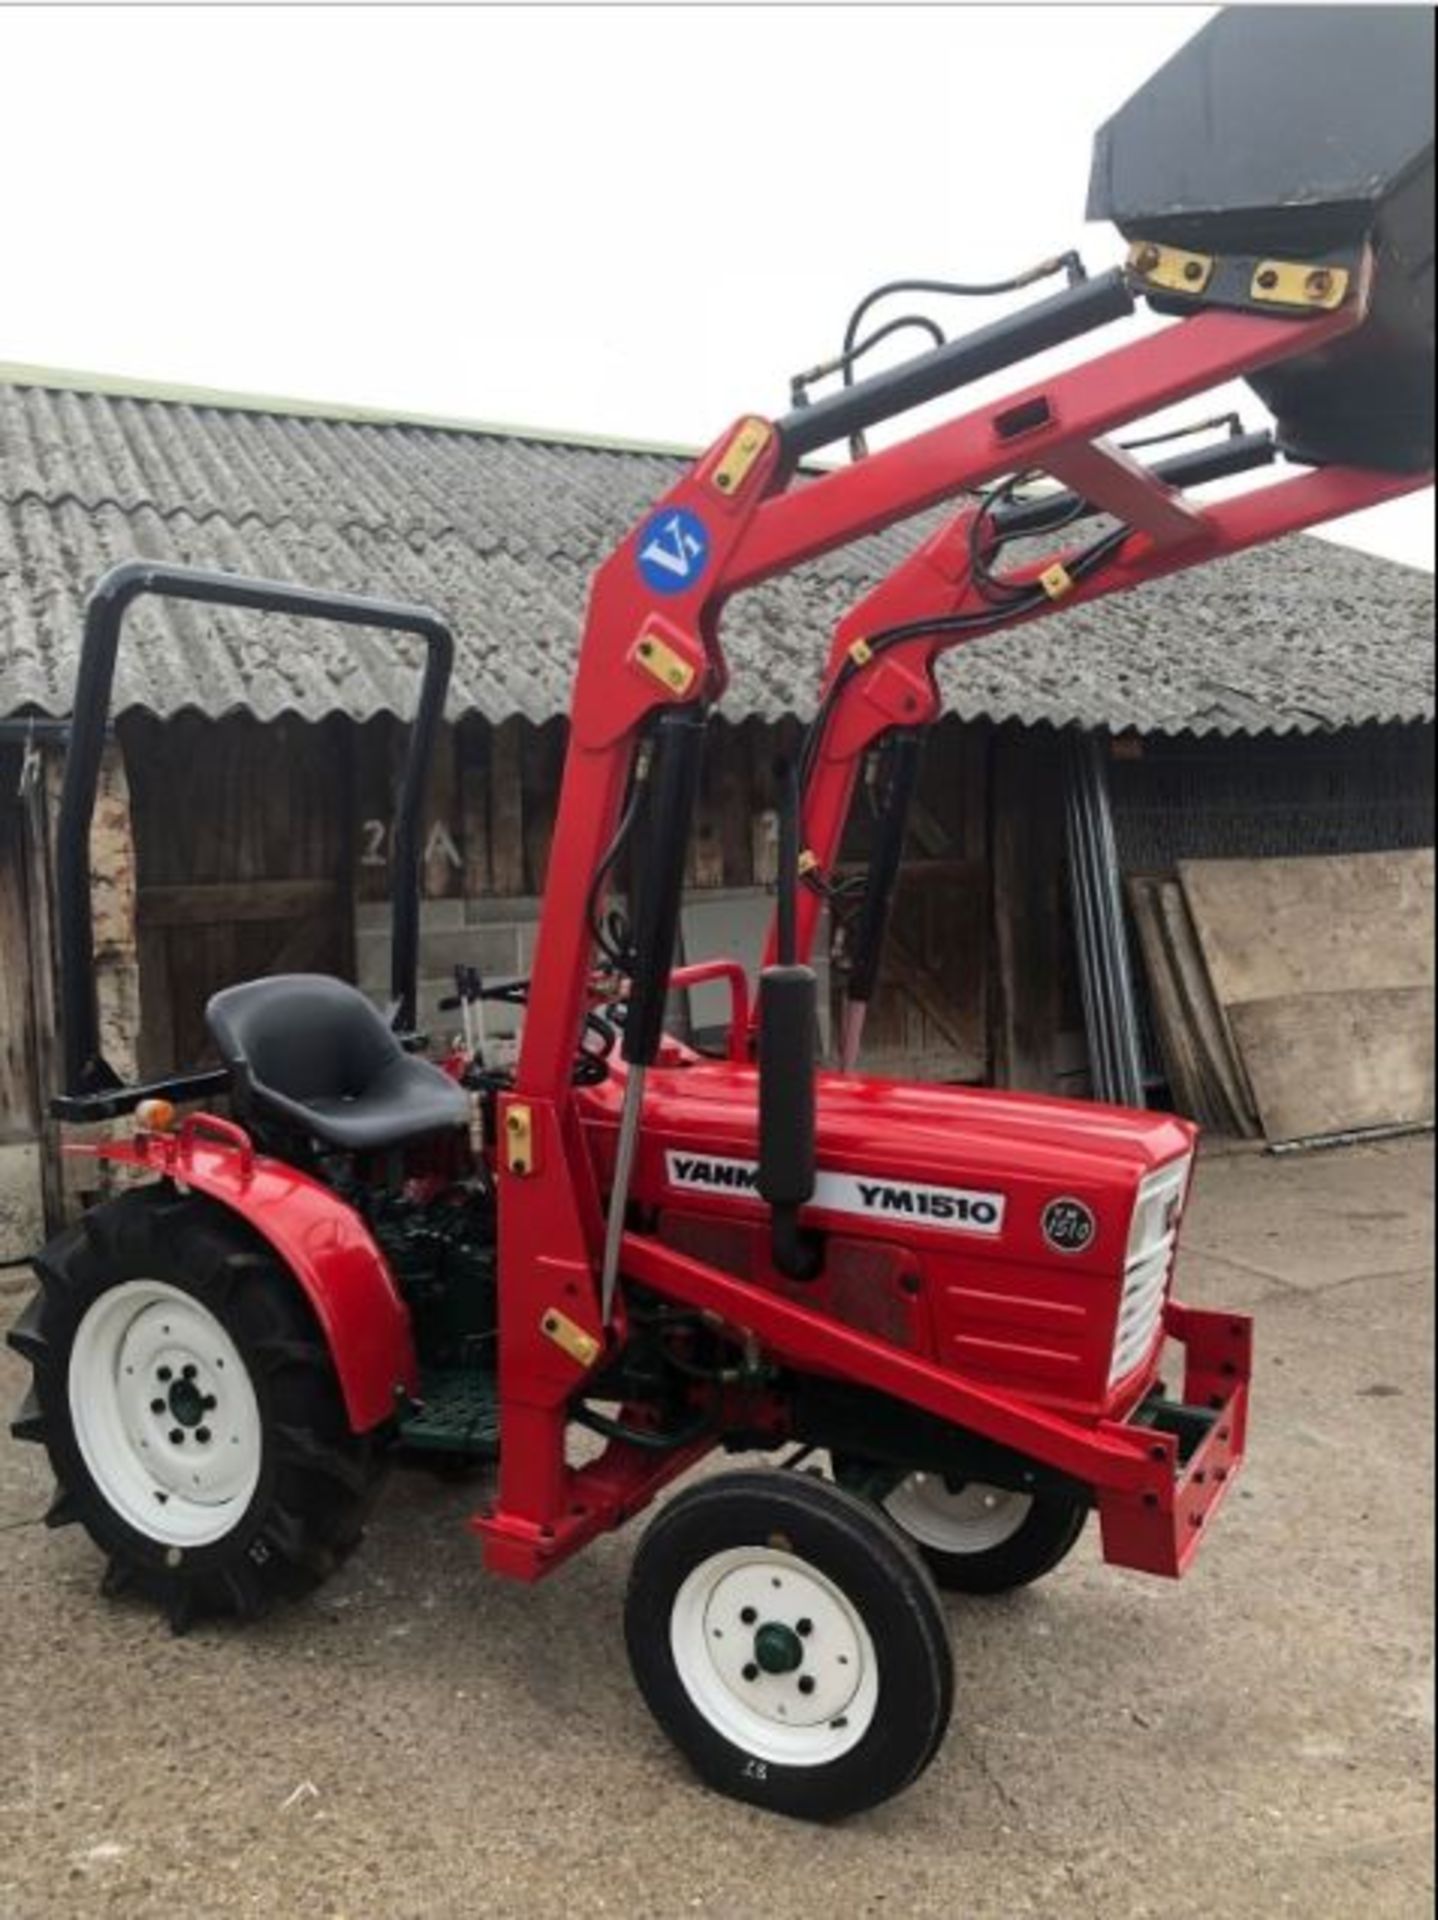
[8,1186,386,1631]
[879,1473,1088,1595]
[624,1470,953,1821]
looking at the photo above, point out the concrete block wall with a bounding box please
[355,888,829,1060]
[356,896,540,1058]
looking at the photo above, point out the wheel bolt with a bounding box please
[157,1366,172,1383]
[796,1618,813,1637]
[742,1663,759,1683]
[182,1364,197,1380]
[196,1427,211,1445]
[169,1429,184,1445]
[202,1395,217,1412]
[150,1399,166,1415]
[740,1607,757,1625]
[798,1676,816,1696]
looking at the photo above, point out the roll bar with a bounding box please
[53,561,453,1120]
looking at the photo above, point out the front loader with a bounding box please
[10,8,1434,1820]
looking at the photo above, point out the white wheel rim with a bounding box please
[68,1279,263,1549]
[669,1545,879,1767]
[884,1475,1033,1555]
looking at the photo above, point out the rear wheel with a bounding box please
[8,1185,386,1631]
[624,1470,953,1820]
[877,1472,1088,1595]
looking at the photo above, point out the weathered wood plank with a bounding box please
[690,725,726,889]
[137,879,343,927]
[1128,876,1255,1134]
[489,720,526,897]
[422,719,462,900]
[713,724,751,887]
[989,728,1061,1091]
[0,751,37,1141]
[521,721,566,894]
[135,926,176,1083]
[353,719,395,904]
[1229,987,1435,1141]
[1127,879,1197,1117]
[458,717,494,901]
[1154,878,1258,1134]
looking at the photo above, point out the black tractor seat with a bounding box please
[206,974,468,1153]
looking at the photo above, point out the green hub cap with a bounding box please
[753,1621,804,1675]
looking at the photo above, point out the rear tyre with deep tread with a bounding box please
[7,1184,386,1630]
[625,1470,954,1821]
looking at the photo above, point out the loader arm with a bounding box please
[514,257,1421,1121]
[757,442,1428,1011]
[487,250,1431,1573]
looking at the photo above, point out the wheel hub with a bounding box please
[884,1472,1033,1554]
[68,1279,263,1549]
[676,1549,874,1752]
[753,1620,804,1675]
[164,1372,210,1429]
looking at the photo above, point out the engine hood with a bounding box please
[578,1060,1195,1275]
[585,1060,1191,1177]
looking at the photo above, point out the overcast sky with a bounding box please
[1,4,1431,569]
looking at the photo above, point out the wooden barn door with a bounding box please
[122,714,354,1077]
[833,718,991,1084]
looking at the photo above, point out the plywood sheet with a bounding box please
[1129,878,1214,1126]
[1128,877,1260,1136]
[1178,851,1435,1005]
[1228,987,1435,1142]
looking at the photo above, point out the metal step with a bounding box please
[398,1366,500,1458]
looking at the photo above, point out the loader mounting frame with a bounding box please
[482,252,1427,1579]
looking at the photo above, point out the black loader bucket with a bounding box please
[1089,6,1434,472]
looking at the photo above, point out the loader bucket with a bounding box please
[1088,6,1434,472]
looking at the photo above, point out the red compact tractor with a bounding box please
[11,11,1434,1818]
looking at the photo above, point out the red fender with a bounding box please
[71,1116,418,1431]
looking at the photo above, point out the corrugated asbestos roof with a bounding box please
[0,372,1432,735]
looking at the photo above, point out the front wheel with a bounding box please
[9,1185,386,1631]
[624,1470,953,1821]
[877,1472,1088,1595]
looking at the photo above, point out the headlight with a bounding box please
[1110,1154,1193,1388]
[1127,1153,1192,1264]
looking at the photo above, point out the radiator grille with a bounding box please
[1109,1153,1191,1387]
[1109,1239,1174,1385]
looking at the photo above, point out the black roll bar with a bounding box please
[54,561,453,1119]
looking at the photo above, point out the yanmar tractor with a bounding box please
[10,10,1434,1819]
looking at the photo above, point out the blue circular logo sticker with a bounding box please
[635,507,710,596]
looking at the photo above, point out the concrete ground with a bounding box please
[0,1138,1431,1920]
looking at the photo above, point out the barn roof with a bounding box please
[1,365,1432,737]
